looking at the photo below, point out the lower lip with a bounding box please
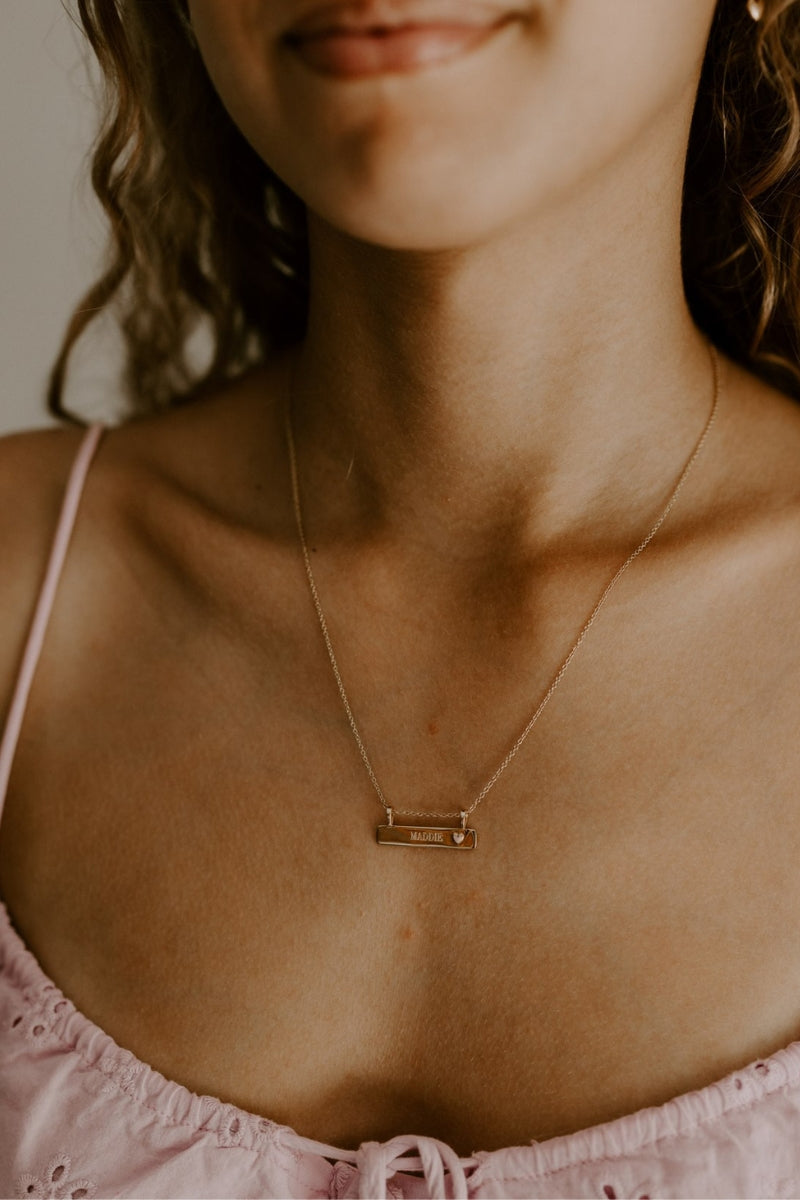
[284,22,507,78]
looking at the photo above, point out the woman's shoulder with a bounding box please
[0,423,94,578]
[0,363,291,703]
[1,356,289,544]
[0,425,93,706]
[0,423,89,513]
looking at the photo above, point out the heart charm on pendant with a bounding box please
[452,830,466,845]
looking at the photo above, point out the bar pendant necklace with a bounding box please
[285,344,720,852]
[376,807,477,851]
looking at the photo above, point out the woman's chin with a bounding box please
[305,192,511,253]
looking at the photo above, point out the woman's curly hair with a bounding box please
[49,0,800,420]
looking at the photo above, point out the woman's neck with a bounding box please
[288,120,716,560]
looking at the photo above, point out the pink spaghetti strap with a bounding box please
[0,423,105,816]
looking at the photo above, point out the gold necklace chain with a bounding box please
[285,344,720,832]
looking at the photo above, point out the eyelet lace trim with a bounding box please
[15,1154,97,1199]
[8,981,70,1044]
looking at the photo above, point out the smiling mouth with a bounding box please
[283,18,514,78]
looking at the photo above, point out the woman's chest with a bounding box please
[5,538,800,1156]
[5,700,800,1157]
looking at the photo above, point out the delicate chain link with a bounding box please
[285,345,721,821]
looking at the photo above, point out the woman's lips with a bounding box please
[284,21,509,77]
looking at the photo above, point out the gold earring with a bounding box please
[264,183,299,278]
[747,0,764,20]
[265,183,290,233]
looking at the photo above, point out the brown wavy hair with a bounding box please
[49,0,800,421]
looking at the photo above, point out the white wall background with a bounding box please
[0,2,114,435]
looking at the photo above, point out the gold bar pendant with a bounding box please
[376,822,477,850]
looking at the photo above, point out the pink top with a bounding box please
[2,425,800,1200]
